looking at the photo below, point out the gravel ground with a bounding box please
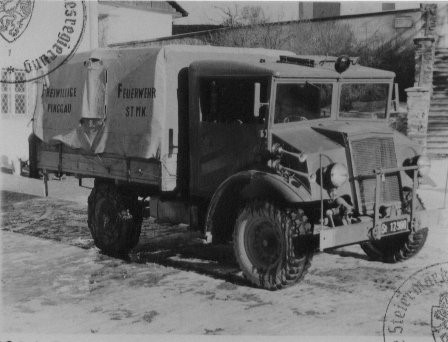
[1,172,447,339]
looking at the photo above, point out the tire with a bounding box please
[233,201,313,290]
[88,181,142,255]
[360,190,428,263]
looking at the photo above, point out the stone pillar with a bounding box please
[421,3,438,36]
[436,2,448,48]
[413,37,436,88]
[406,87,431,152]
[405,4,438,147]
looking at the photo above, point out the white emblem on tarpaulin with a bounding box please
[0,0,34,43]
[432,292,448,342]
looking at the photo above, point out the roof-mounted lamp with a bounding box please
[335,55,351,74]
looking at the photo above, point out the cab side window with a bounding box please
[199,77,268,124]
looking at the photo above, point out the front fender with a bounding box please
[204,170,311,243]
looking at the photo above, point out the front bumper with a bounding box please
[319,213,422,250]
[319,164,423,251]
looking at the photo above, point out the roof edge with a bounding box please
[167,1,188,17]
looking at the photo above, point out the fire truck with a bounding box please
[30,45,431,290]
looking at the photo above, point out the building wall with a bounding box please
[98,4,173,46]
[300,2,420,19]
[1,0,97,172]
[1,1,182,172]
[126,8,423,51]
[334,9,422,43]
[313,2,341,18]
[299,2,314,20]
[0,69,36,168]
[0,0,97,116]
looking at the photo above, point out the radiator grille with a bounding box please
[350,137,401,212]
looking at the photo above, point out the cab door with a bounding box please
[189,76,269,197]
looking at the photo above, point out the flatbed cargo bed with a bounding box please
[37,145,161,185]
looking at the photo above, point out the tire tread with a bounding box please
[233,200,313,290]
[88,181,142,255]
[360,190,428,263]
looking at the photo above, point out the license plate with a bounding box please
[381,219,408,236]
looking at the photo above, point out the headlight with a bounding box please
[330,163,349,188]
[417,155,431,177]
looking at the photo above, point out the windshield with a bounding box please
[274,83,333,123]
[339,83,389,119]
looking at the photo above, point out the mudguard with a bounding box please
[204,170,311,243]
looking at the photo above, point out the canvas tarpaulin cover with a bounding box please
[33,45,295,169]
[33,47,165,159]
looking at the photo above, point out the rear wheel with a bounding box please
[360,190,428,263]
[88,181,142,255]
[233,201,313,290]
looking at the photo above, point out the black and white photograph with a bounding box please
[1,1,448,340]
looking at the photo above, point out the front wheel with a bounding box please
[233,201,313,290]
[360,190,428,263]
[88,181,142,255]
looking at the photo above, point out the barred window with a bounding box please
[0,69,28,116]
[1,70,10,115]
[15,71,25,92]
[1,93,9,114]
[1,70,8,92]
[15,94,26,114]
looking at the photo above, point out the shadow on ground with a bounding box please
[129,233,250,286]
[324,248,370,261]
[1,190,249,286]
[2,190,379,288]
[1,190,39,210]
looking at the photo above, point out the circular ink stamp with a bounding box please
[384,262,448,342]
[0,0,86,83]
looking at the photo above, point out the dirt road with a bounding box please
[1,178,448,337]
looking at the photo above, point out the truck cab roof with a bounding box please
[190,59,395,80]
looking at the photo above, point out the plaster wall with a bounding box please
[98,4,173,46]
[300,2,420,19]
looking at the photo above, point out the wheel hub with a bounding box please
[246,220,282,269]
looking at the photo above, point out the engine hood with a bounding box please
[311,120,395,137]
[271,120,398,154]
[271,124,342,154]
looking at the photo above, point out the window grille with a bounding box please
[1,94,9,114]
[1,70,10,115]
[0,69,28,116]
[1,70,8,92]
[14,71,26,114]
[15,71,25,92]
[15,94,26,114]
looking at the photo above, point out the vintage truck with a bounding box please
[29,45,432,290]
